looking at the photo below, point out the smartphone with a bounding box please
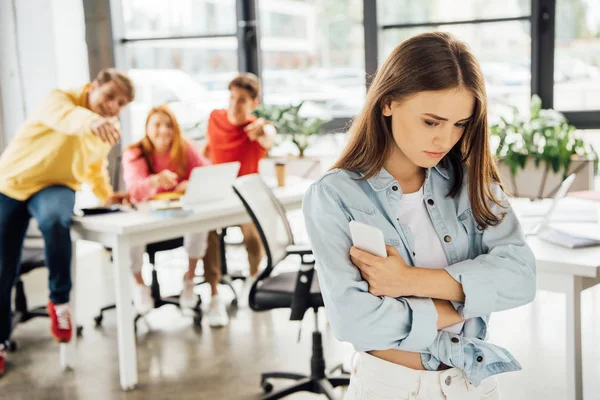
[349,220,387,258]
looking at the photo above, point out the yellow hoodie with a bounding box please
[0,85,114,203]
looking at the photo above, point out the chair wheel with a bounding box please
[94,315,103,327]
[193,314,202,327]
[261,380,274,394]
[76,325,84,337]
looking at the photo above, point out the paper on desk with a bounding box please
[538,227,600,249]
[512,197,599,223]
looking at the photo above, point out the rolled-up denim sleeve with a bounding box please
[445,185,536,318]
[303,181,438,352]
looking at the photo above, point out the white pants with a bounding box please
[129,232,208,273]
[345,352,500,400]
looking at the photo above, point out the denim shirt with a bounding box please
[302,165,536,386]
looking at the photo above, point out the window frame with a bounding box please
[106,0,599,135]
[364,0,600,129]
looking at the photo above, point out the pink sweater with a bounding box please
[122,139,209,203]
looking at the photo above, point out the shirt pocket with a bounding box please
[457,209,484,259]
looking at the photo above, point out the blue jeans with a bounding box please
[0,185,75,342]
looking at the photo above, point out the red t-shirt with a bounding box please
[206,109,267,176]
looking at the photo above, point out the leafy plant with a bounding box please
[253,102,329,157]
[490,95,597,193]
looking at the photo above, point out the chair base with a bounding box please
[261,373,349,400]
[94,269,203,331]
[260,327,350,399]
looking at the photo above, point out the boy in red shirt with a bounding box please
[205,73,276,315]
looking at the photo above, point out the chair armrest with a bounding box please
[286,244,313,257]
[290,265,316,321]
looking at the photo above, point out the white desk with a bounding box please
[514,199,600,400]
[63,180,310,390]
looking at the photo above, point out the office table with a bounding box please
[514,198,600,400]
[62,179,310,390]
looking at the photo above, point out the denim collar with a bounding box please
[362,164,450,192]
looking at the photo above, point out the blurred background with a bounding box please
[2,0,599,148]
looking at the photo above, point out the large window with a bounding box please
[371,0,600,129]
[111,0,600,139]
[117,0,238,141]
[258,0,366,121]
[378,0,531,25]
[121,0,236,38]
[377,0,532,123]
[554,0,600,111]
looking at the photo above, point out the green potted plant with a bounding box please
[490,95,597,199]
[253,102,329,158]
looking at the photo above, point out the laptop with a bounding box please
[181,161,241,208]
[520,173,576,236]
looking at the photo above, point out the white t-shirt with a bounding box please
[397,186,464,334]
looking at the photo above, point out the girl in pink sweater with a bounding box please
[122,105,210,314]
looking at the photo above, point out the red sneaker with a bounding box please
[47,301,72,343]
[0,347,5,376]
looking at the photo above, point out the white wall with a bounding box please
[0,0,90,150]
[0,0,28,147]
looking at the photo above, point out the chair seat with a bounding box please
[20,248,46,275]
[145,237,185,253]
[255,271,324,310]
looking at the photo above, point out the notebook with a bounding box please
[538,228,600,249]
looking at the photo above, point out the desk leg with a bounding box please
[60,239,77,370]
[565,275,583,400]
[113,237,138,390]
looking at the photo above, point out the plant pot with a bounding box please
[497,157,595,199]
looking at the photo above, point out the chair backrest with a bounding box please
[233,174,295,279]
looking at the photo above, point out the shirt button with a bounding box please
[444,235,452,243]
[445,376,452,386]
[412,251,416,257]
[427,199,434,205]
[477,356,484,362]
[392,185,399,191]
[451,337,459,344]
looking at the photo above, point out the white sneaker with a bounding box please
[180,278,199,310]
[133,284,153,315]
[207,295,229,327]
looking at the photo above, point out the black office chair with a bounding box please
[233,174,349,400]
[94,238,205,328]
[95,154,238,328]
[95,155,203,328]
[7,244,83,351]
[94,154,227,330]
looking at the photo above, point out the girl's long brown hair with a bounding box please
[333,32,503,228]
[128,104,187,177]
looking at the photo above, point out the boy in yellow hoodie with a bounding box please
[0,68,134,375]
